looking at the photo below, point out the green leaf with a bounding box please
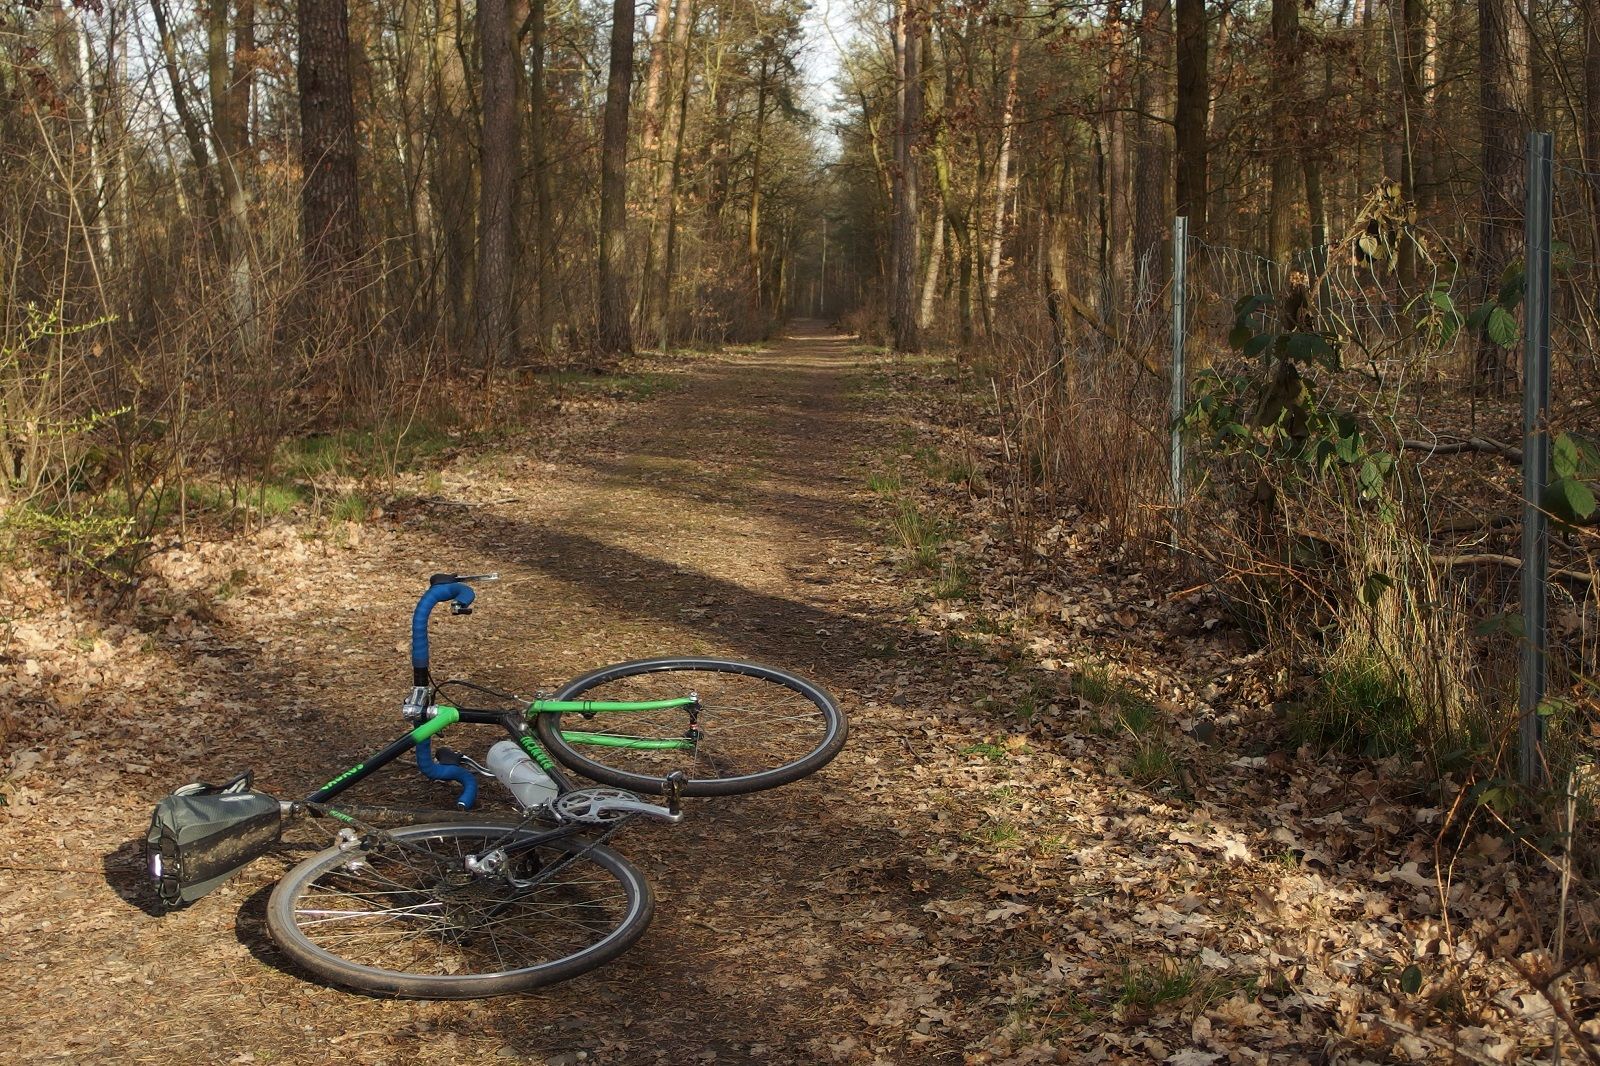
[1335,433,1362,464]
[1233,293,1272,318]
[1242,333,1276,361]
[1358,458,1383,495]
[1478,785,1514,816]
[1496,266,1525,309]
[1283,332,1333,363]
[1428,288,1455,313]
[1465,302,1494,331]
[1485,307,1518,349]
[1361,572,1395,607]
[1560,432,1600,479]
[1553,433,1580,480]
[1227,324,1254,350]
[1472,612,1525,639]
[1545,476,1597,521]
[1399,965,1423,995]
[1536,697,1574,721]
[1313,438,1337,473]
[1551,240,1576,275]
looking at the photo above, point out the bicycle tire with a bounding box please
[266,822,652,998]
[535,657,847,797]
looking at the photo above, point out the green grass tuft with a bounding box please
[1126,741,1177,788]
[867,470,902,495]
[1117,960,1199,1011]
[328,493,369,523]
[960,741,1009,762]
[891,498,945,570]
[931,563,972,601]
[1071,664,1159,736]
[1288,653,1416,756]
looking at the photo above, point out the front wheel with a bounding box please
[535,657,847,797]
[266,823,652,998]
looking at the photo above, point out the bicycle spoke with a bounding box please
[554,672,829,782]
[278,828,641,983]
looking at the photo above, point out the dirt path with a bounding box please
[2,325,1563,1064]
[2,324,962,1064]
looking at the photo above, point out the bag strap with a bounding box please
[171,770,253,798]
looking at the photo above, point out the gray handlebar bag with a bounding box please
[145,774,282,909]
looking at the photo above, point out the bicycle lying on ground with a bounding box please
[144,572,847,998]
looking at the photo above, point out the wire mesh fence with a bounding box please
[1160,134,1598,785]
[967,134,1597,789]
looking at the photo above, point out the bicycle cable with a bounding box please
[430,677,532,709]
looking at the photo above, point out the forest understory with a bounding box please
[0,327,1594,1064]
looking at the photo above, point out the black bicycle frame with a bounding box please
[303,707,579,806]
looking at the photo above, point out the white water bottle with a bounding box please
[486,741,559,811]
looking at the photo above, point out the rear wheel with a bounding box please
[536,657,847,796]
[266,822,651,998]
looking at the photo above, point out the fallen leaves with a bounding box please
[1,341,1595,1065]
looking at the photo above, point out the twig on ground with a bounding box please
[1430,553,1595,586]
[1403,437,1525,464]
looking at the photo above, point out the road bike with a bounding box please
[145,572,847,998]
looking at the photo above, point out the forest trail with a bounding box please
[1,325,981,1064]
[0,327,1542,1064]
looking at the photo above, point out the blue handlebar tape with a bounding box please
[410,582,475,671]
[414,740,477,809]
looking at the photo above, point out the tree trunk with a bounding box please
[1586,0,1600,265]
[151,0,219,232]
[1133,0,1173,310]
[657,63,693,346]
[640,0,673,152]
[1266,0,1298,264]
[232,0,255,150]
[399,0,435,332]
[634,0,684,334]
[64,4,113,277]
[297,0,361,281]
[749,62,769,305]
[1304,155,1326,276]
[1043,170,1072,380]
[1174,0,1208,239]
[1095,124,1112,325]
[919,204,945,330]
[1475,0,1529,390]
[1105,11,1131,320]
[890,0,924,352]
[529,0,556,351]
[1399,0,1432,206]
[433,1,474,347]
[209,0,254,339]
[985,35,1022,308]
[642,0,693,347]
[937,42,975,345]
[1396,0,1431,284]
[475,0,518,367]
[597,0,637,355]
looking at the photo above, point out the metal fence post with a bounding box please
[1170,215,1189,550]
[1519,131,1553,787]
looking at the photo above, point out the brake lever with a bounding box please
[430,571,500,586]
